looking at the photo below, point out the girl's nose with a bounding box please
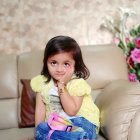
[57,65,64,72]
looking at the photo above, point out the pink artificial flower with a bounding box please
[113,37,120,46]
[130,48,140,63]
[127,56,134,68]
[135,38,140,47]
[128,73,137,82]
[125,37,130,44]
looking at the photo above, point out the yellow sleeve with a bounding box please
[30,75,46,93]
[68,78,91,96]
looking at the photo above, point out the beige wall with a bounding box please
[0,0,139,54]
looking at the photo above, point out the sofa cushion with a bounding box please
[0,99,18,129]
[19,79,36,128]
[0,127,35,140]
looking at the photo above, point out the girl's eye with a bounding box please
[64,63,70,68]
[51,61,57,66]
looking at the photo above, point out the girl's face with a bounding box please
[47,52,75,82]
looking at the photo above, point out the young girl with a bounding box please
[31,36,100,140]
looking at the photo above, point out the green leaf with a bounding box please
[136,64,140,80]
[137,70,140,80]
[130,29,137,37]
[129,68,136,73]
[118,40,126,50]
[137,25,140,33]
[127,42,135,48]
[137,33,140,37]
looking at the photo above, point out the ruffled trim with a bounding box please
[30,75,47,93]
[67,78,91,96]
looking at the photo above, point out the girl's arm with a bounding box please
[57,65,84,116]
[58,82,84,116]
[60,91,83,116]
[35,93,46,126]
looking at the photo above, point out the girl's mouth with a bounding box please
[55,73,65,77]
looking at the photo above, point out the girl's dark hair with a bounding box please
[41,35,90,82]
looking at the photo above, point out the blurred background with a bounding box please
[0,0,139,54]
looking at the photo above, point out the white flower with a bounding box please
[101,16,116,34]
[119,7,136,20]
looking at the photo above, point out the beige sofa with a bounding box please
[0,44,140,140]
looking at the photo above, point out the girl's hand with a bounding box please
[57,65,74,86]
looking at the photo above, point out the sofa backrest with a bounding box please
[18,44,128,88]
[81,44,128,89]
[0,53,18,129]
[18,44,128,100]
[18,51,44,80]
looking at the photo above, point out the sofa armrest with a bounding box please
[95,80,140,140]
[128,108,140,140]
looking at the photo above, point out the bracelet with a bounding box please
[58,81,66,85]
[59,86,67,95]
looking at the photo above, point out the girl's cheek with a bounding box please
[67,65,74,72]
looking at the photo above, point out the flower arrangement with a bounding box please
[101,7,140,82]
